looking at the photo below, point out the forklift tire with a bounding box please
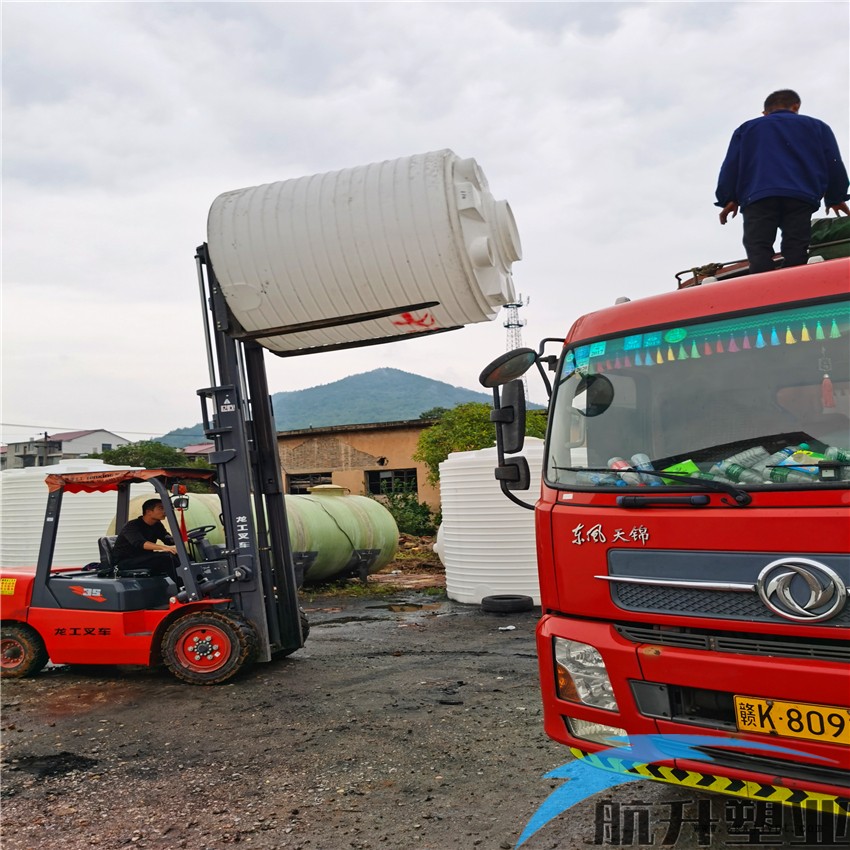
[1,623,49,679]
[161,610,258,685]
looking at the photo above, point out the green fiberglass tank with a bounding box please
[115,487,398,583]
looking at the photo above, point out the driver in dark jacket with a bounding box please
[715,89,849,274]
[112,498,180,582]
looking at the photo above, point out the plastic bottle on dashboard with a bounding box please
[724,446,770,468]
[752,446,799,478]
[690,472,739,485]
[607,457,643,486]
[630,453,662,486]
[709,461,764,484]
[824,446,850,463]
[575,471,623,486]
[767,466,815,484]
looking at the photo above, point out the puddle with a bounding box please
[366,602,442,613]
[6,752,97,778]
[38,681,150,720]
[314,616,377,626]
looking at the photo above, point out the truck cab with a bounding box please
[484,255,850,811]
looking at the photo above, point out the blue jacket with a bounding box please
[715,110,849,210]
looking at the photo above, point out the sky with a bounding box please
[3,1,849,446]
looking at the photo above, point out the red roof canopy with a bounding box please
[45,468,216,494]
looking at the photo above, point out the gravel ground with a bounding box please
[1,583,846,850]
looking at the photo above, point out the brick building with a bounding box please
[277,420,439,509]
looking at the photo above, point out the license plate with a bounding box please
[734,696,850,746]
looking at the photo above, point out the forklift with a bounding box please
[0,245,311,684]
[2,153,521,684]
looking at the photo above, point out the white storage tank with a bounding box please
[437,438,543,605]
[0,461,155,567]
[207,149,521,354]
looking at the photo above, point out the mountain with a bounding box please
[159,368,528,448]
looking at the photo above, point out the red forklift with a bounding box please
[2,153,520,685]
[0,245,317,684]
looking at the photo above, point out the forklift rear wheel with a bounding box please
[1,623,49,679]
[162,610,258,685]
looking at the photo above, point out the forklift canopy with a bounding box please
[45,468,217,494]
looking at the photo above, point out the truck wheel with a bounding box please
[1,623,49,679]
[162,610,258,685]
[481,594,535,614]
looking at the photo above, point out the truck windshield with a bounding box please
[546,298,850,489]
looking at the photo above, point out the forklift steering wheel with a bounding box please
[186,525,217,541]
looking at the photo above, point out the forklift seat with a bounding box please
[98,536,118,569]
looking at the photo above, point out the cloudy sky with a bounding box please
[3,1,848,445]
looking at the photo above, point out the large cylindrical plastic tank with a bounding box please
[117,487,398,583]
[437,438,543,604]
[206,150,521,355]
[0,461,155,568]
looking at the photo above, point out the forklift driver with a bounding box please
[112,499,181,584]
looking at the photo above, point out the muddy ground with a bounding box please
[1,558,846,850]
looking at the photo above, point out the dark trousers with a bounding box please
[115,552,180,583]
[742,197,816,274]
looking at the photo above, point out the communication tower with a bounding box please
[504,294,530,391]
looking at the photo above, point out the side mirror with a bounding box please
[495,456,531,491]
[491,379,526,454]
[479,348,537,388]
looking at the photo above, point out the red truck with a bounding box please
[481,251,849,814]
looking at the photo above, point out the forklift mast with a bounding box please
[194,244,302,661]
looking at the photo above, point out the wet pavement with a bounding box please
[1,590,846,849]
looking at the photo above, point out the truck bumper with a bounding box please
[536,614,850,806]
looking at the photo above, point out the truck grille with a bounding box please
[606,550,850,628]
[616,623,850,663]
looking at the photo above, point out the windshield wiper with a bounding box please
[552,466,752,507]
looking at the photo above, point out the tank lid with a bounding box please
[307,484,348,497]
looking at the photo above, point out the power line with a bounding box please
[0,422,179,437]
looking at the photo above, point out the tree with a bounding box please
[418,406,449,420]
[95,440,193,468]
[413,402,547,485]
[94,441,214,492]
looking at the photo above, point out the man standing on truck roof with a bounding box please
[715,89,849,274]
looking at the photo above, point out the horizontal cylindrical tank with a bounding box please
[207,150,521,355]
[0,461,155,568]
[437,438,543,604]
[117,487,398,583]
[289,485,399,582]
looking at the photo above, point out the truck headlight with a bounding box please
[554,637,619,711]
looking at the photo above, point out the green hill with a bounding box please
[159,368,534,447]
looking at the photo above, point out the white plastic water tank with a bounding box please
[206,150,521,354]
[437,438,543,605]
[0,461,155,567]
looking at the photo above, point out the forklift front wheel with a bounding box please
[1,623,49,679]
[162,610,258,685]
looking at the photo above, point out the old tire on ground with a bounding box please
[162,610,258,685]
[1,623,49,679]
[480,595,534,614]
